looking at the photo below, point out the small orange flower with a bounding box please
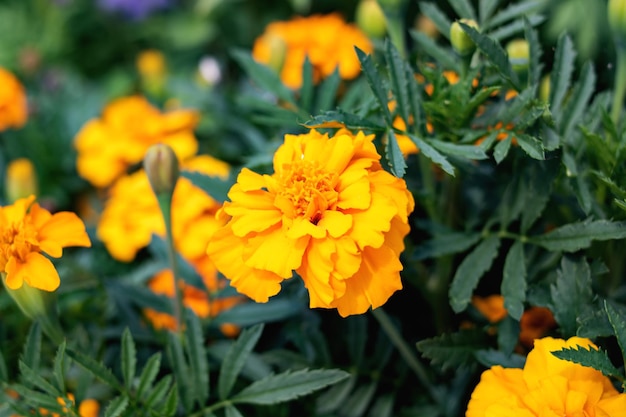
[252,14,373,89]
[207,129,414,317]
[74,96,199,188]
[475,121,518,146]
[0,196,91,291]
[467,337,626,417]
[0,67,28,132]
[519,306,557,349]
[472,294,508,323]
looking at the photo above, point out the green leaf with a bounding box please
[10,385,62,410]
[355,47,392,125]
[315,374,357,414]
[560,62,596,138]
[474,349,526,369]
[137,353,162,400]
[604,300,626,368]
[18,361,61,397]
[410,31,460,72]
[225,405,245,417]
[185,312,210,406]
[145,375,174,408]
[161,383,179,417]
[429,140,488,160]
[479,0,500,22]
[406,133,455,176]
[231,49,296,106]
[524,17,543,87]
[121,328,136,391]
[301,56,314,113]
[549,34,576,118]
[104,395,129,417]
[214,299,301,327]
[315,69,341,112]
[484,0,543,29]
[515,133,545,160]
[52,341,66,393]
[0,350,8,382]
[384,39,411,130]
[551,345,622,379]
[231,368,350,405]
[497,316,521,355]
[493,135,512,163]
[166,332,193,412]
[531,220,626,252]
[521,159,559,232]
[338,380,378,417]
[449,236,501,313]
[21,322,41,374]
[550,257,593,336]
[577,304,615,339]
[219,323,264,400]
[448,0,476,20]
[181,170,235,204]
[501,241,527,320]
[304,110,386,131]
[460,22,519,90]
[419,2,452,40]
[367,394,395,417]
[346,316,367,367]
[67,348,123,391]
[413,231,482,260]
[416,329,488,371]
[386,129,407,177]
[489,15,545,41]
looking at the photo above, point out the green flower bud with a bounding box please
[144,143,180,197]
[539,73,551,103]
[450,19,479,56]
[609,0,626,39]
[356,0,387,38]
[265,33,288,75]
[506,38,530,73]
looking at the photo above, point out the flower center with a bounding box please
[278,159,337,223]
[0,219,38,269]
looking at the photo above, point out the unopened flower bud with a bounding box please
[5,158,38,202]
[136,50,166,96]
[609,0,626,40]
[264,33,288,75]
[539,73,551,103]
[506,38,530,73]
[144,144,179,196]
[450,19,479,56]
[356,0,387,38]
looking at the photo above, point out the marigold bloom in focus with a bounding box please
[0,67,28,132]
[466,336,626,417]
[74,95,199,188]
[252,14,373,89]
[0,196,91,291]
[207,129,414,317]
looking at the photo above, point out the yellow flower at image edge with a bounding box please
[0,196,91,291]
[0,67,28,132]
[466,337,626,417]
[207,129,414,317]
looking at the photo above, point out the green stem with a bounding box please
[188,399,232,417]
[612,46,626,125]
[371,308,438,401]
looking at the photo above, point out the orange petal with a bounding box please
[243,225,308,277]
[38,212,91,257]
[5,252,60,291]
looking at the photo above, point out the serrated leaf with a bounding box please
[410,31,460,72]
[166,333,193,412]
[10,385,62,410]
[121,328,136,391]
[460,22,519,90]
[501,241,526,320]
[551,345,622,379]
[137,353,162,400]
[104,395,129,417]
[181,170,235,204]
[449,236,501,312]
[161,383,179,417]
[213,299,301,326]
[18,361,61,397]
[448,0,476,20]
[531,220,626,252]
[407,133,455,176]
[484,0,543,29]
[338,380,378,417]
[516,133,545,160]
[419,2,452,40]
[315,69,341,112]
[21,323,41,374]
[315,374,357,414]
[524,17,542,87]
[385,39,411,130]
[231,368,349,405]
[355,47,392,125]
[67,348,122,390]
[413,232,482,260]
[549,34,576,118]
[560,62,596,138]
[493,135,512,163]
[231,49,296,106]
[52,341,66,393]
[429,140,488,160]
[303,110,386,131]
[604,300,626,368]
[219,323,264,400]
[145,375,173,408]
[185,312,209,406]
[550,257,593,336]
[225,405,245,417]
[386,129,407,177]
[577,304,615,338]
[416,329,487,371]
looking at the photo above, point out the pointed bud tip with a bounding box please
[143,143,180,196]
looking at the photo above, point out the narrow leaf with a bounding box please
[166,332,193,412]
[185,312,210,406]
[161,384,179,417]
[560,62,596,138]
[21,322,41,373]
[231,368,350,405]
[549,34,576,118]
[300,56,314,112]
[407,133,455,176]
[429,140,488,160]
[493,135,512,163]
[489,15,545,41]
[501,241,527,320]
[410,31,460,72]
[515,133,545,160]
[449,236,501,312]
[339,380,378,417]
[413,232,482,260]
[448,0,477,20]
[137,353,162,400]
[531,220,626,252]
[225,405,245,417]
[121,328,136,390]
[551,345,622,379]
[386,129,407,177]
[384,39,411,128]
[304,110,386,131]
[315,374,357,414]
[604,300,626,368]
[367,394,395,417]
[213,299,301,326]
[355,47,393,124]
[484,0,543,29]
[524,17,543,87]
[315,69,341,112]
[67,348,122,390]
[104,395,129,417]
[479,0,500,22]
[419,2,452,40]
[181,170,234,204]
[219,323,264,400]
[417,329,488,371]
[18,361,61,397]
[145,375,173,408]
[52,341,66,393]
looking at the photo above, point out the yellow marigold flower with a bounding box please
[252,14,373,89]
[5,158,38,203]
[466,336,626,417]
[0,67,28,132]
[207,129,414,317]
[0,195,91,291]
[74,96,199,188]
[136,49,166,78]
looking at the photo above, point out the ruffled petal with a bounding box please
[37,212,91,258]
[298,238,336,308]
[243,225,308,277]
[5,252,60,291]
[318,210,352,238]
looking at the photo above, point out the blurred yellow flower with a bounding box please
[136,49,166,78]
[207,129,414,317]
[0,67,28,132]
[74,96,199,188]
[472,294,507,323]
[0,196,91,291]
[5,158,38,202]
[466,336,626,417]
[252,14,373,89]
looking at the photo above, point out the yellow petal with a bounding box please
[6,252,60,291]
[38,211,91,258]
[298,238,336,308]
[287,217,325,239]
[345,190,396,250]
[318,210,352,238]
[243,225,308,277]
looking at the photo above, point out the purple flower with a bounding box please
[98,0,172,20]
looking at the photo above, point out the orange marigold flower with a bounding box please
[0,67,28,132]
[466,336,626,417]
[207,129,415,317]
[0,196,91,291]
[252,14,373,89]
[74,95,199,188]
[519,306,557,349]
[472,294,507,323]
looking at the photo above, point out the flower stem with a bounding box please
[612,45,626,125]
